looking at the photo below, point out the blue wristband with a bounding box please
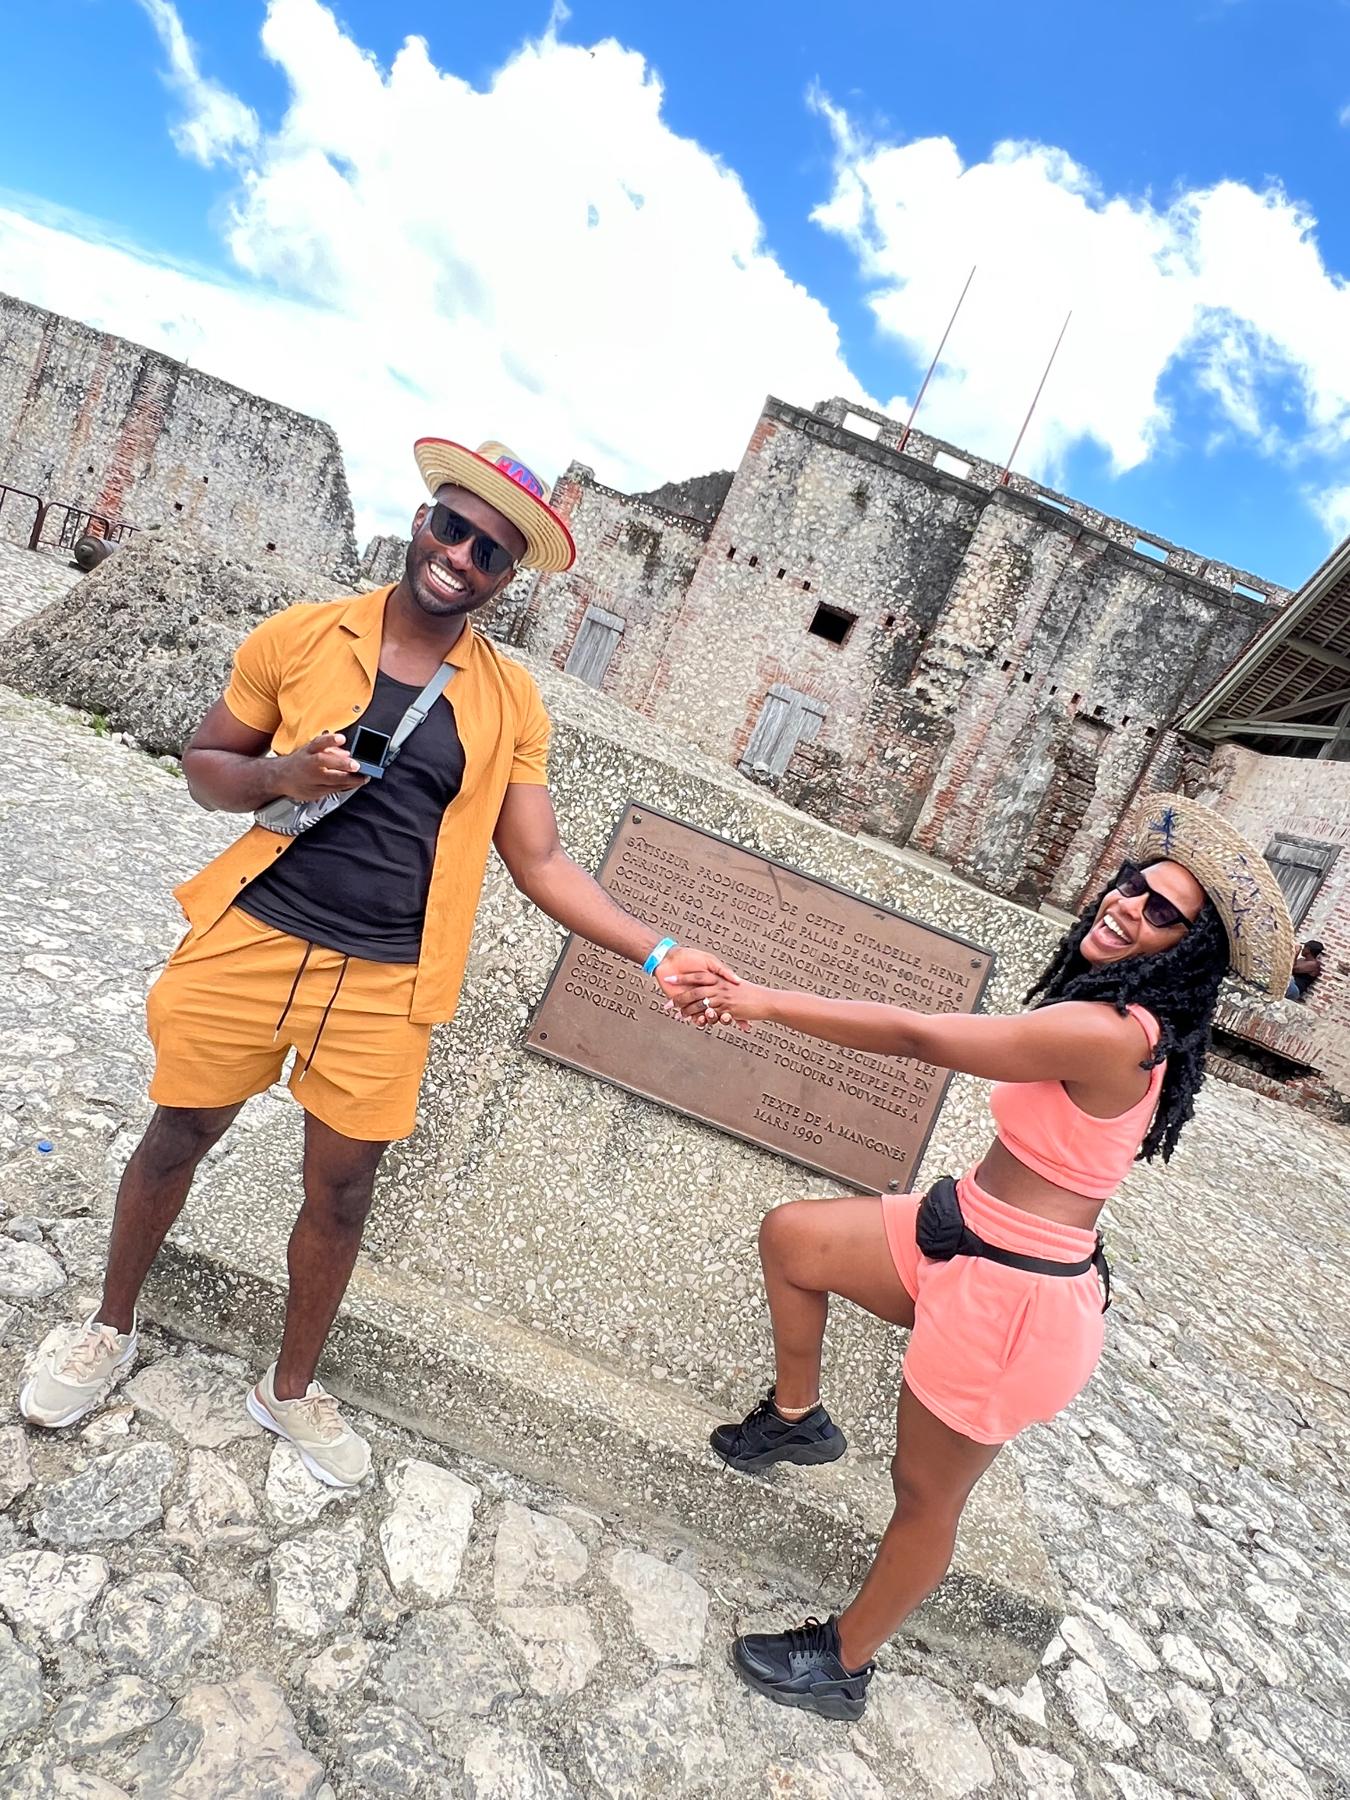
[643,937,678,976]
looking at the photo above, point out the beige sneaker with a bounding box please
[246,1364,371,1488]
[19,1313,139,1428]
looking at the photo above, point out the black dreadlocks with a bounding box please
[1024,877,1230,1163]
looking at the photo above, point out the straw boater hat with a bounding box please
[1128,793,1295,998]
[413,438,576,574]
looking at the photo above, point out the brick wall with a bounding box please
[0,293,357,578]
[1190,743,1350,1028]
[497,466,709,707]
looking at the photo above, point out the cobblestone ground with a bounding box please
[0,683,1348,1796]
[0,544,80,639]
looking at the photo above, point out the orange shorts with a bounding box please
[146,907,431,1142]
[883,1170,1106,1444]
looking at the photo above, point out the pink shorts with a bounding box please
[883,1170,1106,1444]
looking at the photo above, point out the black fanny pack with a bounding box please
[916,1176,1111,1313]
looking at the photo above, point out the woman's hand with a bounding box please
[663,973,775,1027]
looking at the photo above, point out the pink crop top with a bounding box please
[987,1005,1165,1200]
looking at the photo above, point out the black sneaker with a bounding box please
[732,1614,874,1720]
[710,1386,847,1473]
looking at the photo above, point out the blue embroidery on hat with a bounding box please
[1149,805,1178,853]
[495,456,545,499]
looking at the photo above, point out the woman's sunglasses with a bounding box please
[426,503,516,577]
[1112,862,1194,933]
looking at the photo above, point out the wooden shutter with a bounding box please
[740,685,825,776]
[564,606,624,688]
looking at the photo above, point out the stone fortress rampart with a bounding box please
[498,394,1288,921]
[0,293,358,579]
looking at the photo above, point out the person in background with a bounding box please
[1286,939,1324,1002]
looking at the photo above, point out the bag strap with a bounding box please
[252,663,457,837]
[960,1225,1112,1314]
[385,662,455,765]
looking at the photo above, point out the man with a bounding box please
[20,438,731,1484]
[1286,939,1324,1002]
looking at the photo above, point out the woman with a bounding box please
[665,795,1293,1721]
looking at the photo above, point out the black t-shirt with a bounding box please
[237,669,465,962]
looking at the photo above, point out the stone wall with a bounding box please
[0,529,356,755]
[516,392,1281,915]
[1194,742,1350,1026]
[501,466,710,712]
[360,533,407,585]
[900,491,1263,909]
[0,293,358,579]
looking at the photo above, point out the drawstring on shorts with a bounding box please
[273,940,351,1082]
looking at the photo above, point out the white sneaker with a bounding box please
[19,1313,139,1428]
[245,1363,371,1488]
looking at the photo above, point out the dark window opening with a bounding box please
[808,603,857,646]
[1093,704,1105,717]
[748,554,758,568]
[1144,726,1156,738]
[1022,671,1032,684]
[776,567,786,579]
[173,502,183,512]
[1001,660,1012,672]
[1122,715,1130,727]
[1070,692,1081,707]
[803,580,812,592]
[1050,685,1058,695]
[726,546,736,559]
[266,541,276,552]
[883,613,896,629]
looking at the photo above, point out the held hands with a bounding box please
[277,732,368,802]
[653,947,751,1032]
[660,969,775,1028]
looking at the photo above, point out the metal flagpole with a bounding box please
[895,265,977,456]
[998,310,1072,485]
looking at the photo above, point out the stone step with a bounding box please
[143,1206,1063,1686]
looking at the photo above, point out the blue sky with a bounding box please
[2,0,1349,584]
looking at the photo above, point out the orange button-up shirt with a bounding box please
[173,584,551,1024]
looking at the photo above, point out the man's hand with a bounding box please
[652,945,741,995]
[275,733,368,802]
[663,971,775,1028]
[654,947,752,1031]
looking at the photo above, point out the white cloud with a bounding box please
[1312,482,1350,542]
[812,99,1350,496]
[4,1,1350,556]
[135,0,260,167]
[0,0,864,542]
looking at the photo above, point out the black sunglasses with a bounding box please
[426,502,516,577]
[1113,861,1194,933]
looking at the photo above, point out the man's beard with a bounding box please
[406,546,481,617]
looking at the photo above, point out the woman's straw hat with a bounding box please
[413,438,576,573]
[1128,793,1295,997]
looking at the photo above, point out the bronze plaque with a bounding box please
[525,804,994,1193]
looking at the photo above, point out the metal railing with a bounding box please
[0,480,139,553]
